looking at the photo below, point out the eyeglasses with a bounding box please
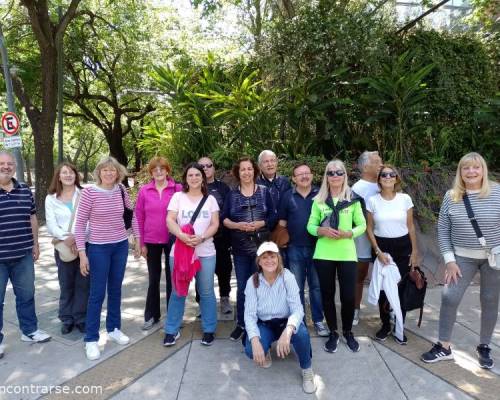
[380,172,397,178]
[326,170,345,177]
[199,163,213,169]
[294,172,313,178]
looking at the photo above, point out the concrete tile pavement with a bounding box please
[0,227,498,400]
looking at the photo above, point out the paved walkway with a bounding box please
[0,228,498,400]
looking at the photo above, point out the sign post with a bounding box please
[1,112,22,148]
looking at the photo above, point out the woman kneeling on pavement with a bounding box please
[244,241,316,394]
[421,152,500,369]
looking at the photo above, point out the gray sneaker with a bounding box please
[142,318,157,331]
[220,297,232,314]
[314,321,330,337]
[352,309,360,326]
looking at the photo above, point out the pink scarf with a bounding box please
[173,224,201,297]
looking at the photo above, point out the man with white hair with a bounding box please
[256,150,291,213]
[0,151,51,359]
[352,150,382,325]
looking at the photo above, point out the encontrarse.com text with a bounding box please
[0,385,103,395]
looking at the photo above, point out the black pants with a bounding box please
[376,234,412,327]
[196,235,233,302]
[55,250,89,325]
[144,241,173,322]
[314,260,357,333]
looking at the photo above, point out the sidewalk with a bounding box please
[0,228,498,400]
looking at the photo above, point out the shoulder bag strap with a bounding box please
[462,193,487,248]
[189,195,209,225]
[119,184,127,208]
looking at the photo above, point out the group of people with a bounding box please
[0,148,498,393]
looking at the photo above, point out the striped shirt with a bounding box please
[438,184,500,263]
[0,179,35,262]
[74,184,139,250]
[244,268,304,340]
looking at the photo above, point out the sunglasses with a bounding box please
[199,163,213,169]
[326,170,345,177]
[380,172,397,178]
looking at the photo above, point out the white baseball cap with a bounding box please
[256,241,279,256]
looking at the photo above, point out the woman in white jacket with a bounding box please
[45,162,88,335]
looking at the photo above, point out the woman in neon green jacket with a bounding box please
[307,159,366,354]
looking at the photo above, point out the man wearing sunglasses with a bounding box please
[352,151,382,326]
[198,157,233,315]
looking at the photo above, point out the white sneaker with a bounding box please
[108,328,130,345]
[302,367,317,394]
[220,296,232,314]
[21,329,51,343]
[353,309,360,326]
[85,341,100,360]
[314,321,330,337]
[0,343,5,359]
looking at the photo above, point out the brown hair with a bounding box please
[232,157,259,183]
[377,164,402,193]
[147,156,172,175]
[181,162,208,196]
[252,251,284,288]
[48,162,82,196]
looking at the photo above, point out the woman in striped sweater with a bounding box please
[75,157,140,361]
[421,153,500,369]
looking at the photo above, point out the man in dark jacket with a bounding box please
[256,150,291,213]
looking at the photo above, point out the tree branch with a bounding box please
[56,0,83,44]
[396,0,451,35]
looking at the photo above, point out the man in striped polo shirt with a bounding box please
[0,150,51,359]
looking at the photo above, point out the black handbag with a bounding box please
[248,195,270,246]
[398,266,427,327]
[119,185,134,230]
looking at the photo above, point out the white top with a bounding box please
[45,189,81,240]
[367,193,414,238]
[352,179,380,200]
[168,192,219,257]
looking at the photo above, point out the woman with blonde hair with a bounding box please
[74,156,140,360]
[421,152,500,369]
[307,160,366,353]
[244,241,316,394]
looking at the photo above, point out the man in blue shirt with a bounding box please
[278,162,329,337]
[256,150,291,212]
[0,150,51,359]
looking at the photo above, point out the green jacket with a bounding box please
[307,197,366,262]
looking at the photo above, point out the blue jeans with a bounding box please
[165,255,217,334]
[0,251,38,344]
[84,240,128,342]
[233,254,257,327]
[287,245,324,323]
[244,322,312,369]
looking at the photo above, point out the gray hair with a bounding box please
[357,151,378,172]
[258,150,276,165]
[0,150,16,165]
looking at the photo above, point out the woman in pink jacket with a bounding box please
[135,157,182,330]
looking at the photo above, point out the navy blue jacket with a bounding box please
[256,174,291,213]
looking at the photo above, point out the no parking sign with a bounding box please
[1,112,22,148]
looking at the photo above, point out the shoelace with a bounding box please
[303,369,314,380]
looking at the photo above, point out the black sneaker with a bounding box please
[201,332,215,346]
[375,325,391,342]
[477,344,494,369]
[392,331,408,345]
[344,332,360,353]
[421,342,453,363]
[163,332,180,347]
[61,323,74,335]
[230,326,245,341]
[324,332,339,353]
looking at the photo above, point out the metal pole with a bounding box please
[0,23,25,183]
[57,6,64,163]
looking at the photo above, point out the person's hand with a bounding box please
[251,337,266,367]
[190,235,204,247]
[251,220,266,231]
[80,253,89,276]
[179,232,194,246]
[237,222,253,232]
[338,229,353,239]
[317,227,340,239]
[134,241,141,259]
[141,246,148,259]
[32,243,40,262]
[63,235,76,248]
[276,326,293,359]
[377,252,390,265]
[409,251,419,269]
[444,262,462,285]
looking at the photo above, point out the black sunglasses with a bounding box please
[200,163,213,169]
[380,172,397,178]
[326,170,345,177]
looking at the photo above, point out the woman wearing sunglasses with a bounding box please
[307,160,366,354]
[366,165,418,345]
